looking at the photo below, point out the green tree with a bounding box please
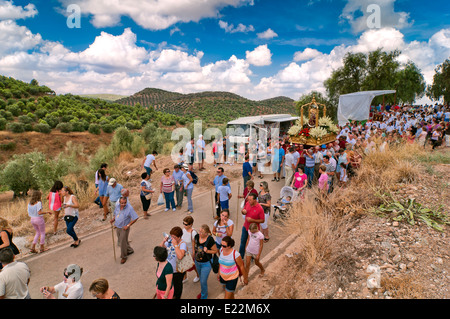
[427,59,450,104]
[394,61,426,104]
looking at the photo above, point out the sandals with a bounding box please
[30,249,38,254]
[71,240,81,248]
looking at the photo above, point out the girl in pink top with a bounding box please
[47,181,63,235]
[318,165,329,193]
[291,167,307,199]
[245,223,265,277]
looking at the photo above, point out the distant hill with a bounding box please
[116,88,297,123]
[80,94,128,102]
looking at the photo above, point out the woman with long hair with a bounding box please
[28,190,51,253]
[61,186,81,248]
[97,169,109,221]
[257,181,271,243]
[47,180,63,235]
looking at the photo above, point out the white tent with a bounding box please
[337,90,396,126]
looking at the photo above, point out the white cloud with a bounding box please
[0,1,37,20]
[254,27,450,100]
[257,28,278,39]
[0,20,42,55]
[340,0,413,33]
[219,20,254,33]
[293,48,322,62]
[246,45,272,66]
[57,0,254,30]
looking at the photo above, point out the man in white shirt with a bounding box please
[284,147,296,186]
[197,135,206,171]
[142,151,158,178]
[0,248,31,299]
[185,138,195,171]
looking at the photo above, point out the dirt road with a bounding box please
[22,174,292,299]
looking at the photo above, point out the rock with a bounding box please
[393,221,399,227]
[436,257,444,265]
[399,263,407,271]
[405,254,417,262]
[393,254,402,263]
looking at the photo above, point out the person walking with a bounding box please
[217,178,232,210]
[153,246,174,299]
[160,168,176,212]
[181,216,199,283]
[257,181,271,243]
[242,155,253,187]
[161,226,188,299]
[111,197,139,264]
[291,166,307,199]
[28,190,51,253]
[140,172,154,219]
[89,278,120,299]
[142,151,158,178]
[97,168,109,221]
[284,147,296,186]
[218,236,248,299]
[197,135,206,170]
[244,223,265,278]
[193,224,218,299]
[211,167,230,219]
[304,148,316,188]
[212,209,234,250]
[180,164,194,214]
[239,193,265,259]
[61,186,81,248]
[173,164,184,209]
[105,178,123,219]
[47,180,63,235]
[0,248,31,299]
[185,138,195,172]
[94,163,107,208]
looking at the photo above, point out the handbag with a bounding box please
[176,248,195,273]
[210,253,219,273]
[64,215,75,223]
[145,193,153,200]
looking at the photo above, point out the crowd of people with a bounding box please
[0,103,448,299]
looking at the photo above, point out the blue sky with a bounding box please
[1,0,449,102]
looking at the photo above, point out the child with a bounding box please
[272,196,291,211]
[228,145,235,166]
[245,223,265,277]
[178,148,184,166]
[318,165,329,194]
[339,163,348,187]
[28,190,51,253]
[217,178,232,210]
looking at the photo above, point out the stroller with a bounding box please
[272,186,296,221]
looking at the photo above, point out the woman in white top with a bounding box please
[28,190,51,253]
[61,186,81,248]
[181,216,199,283]
[339,163,348,187]
[212,209,234,249]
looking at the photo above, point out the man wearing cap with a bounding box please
[105,178,123,220]
[111,197,139,264]
[180,164,194,214]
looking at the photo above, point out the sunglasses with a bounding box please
[183,223,191,226]
[221,245,228,248]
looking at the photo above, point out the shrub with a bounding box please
[101,123,114,133]
[34,123,52,134]
[88,123,101,135]
[0,142,16,151]
[6,122,25,133]
[0,118,7,130]
[56,122,73,133]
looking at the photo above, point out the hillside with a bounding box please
[116,88,297,123]
[0,75,185,135]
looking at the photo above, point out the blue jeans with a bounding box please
[65,216,78,241]
[305,166,314,188]
[194,260,212,299]
[186,187,194,212]
[239,226,248,259]
[164,191,176,209]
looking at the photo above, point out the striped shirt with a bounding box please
[219,249,239,281]
[304,153,315,167]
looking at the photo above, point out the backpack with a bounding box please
[189,171,198,184]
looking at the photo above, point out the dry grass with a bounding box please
[266,142,443,299]
[381,274,426,299]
